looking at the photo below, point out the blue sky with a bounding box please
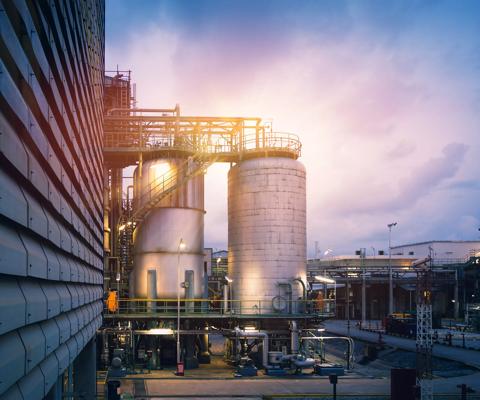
[106,0,480,256]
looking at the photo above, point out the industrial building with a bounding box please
[307,242,480,322]
[0,1,105,399]
[2,1,480,399]
[99,66,333,382]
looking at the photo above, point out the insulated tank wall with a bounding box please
[131,159,205,299]
[228,157,307,314]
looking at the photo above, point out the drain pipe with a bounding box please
[290,321,299,355]
[234,328,269,368]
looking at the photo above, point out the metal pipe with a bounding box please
[234,328,269,368]
[147,270,157,313]
[290,321,299,354]
[388,222,398,315]
[105,115,262,122]
[454,269,459,319]
[107,107,179,116]
[300,336,355,370]
[185,270,194,313]
[292,278,307,300]
[223,284,229,313]
[278,282,293,313]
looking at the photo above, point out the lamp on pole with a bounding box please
[176,238,186,372]
[387,222,397,315]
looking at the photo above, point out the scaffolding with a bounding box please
[416,257,433,400]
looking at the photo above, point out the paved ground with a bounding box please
[119,372,480,398]
[112,321,480,398]
[142,375,390,398]
[323,320,480,369]
[117,362,480,398]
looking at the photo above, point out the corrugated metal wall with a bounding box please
[0,0,104,398]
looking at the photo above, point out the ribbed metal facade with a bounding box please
[0,1,104,398]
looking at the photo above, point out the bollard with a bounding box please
[176,361,185,376]
[391,368,416,400]
[457,383,475,400]
[329,374,338,400]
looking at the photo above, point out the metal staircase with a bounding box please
[115,199,134,289]
[130,152,217,224]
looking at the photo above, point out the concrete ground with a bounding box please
[118,372,480,398]
[116,359,480,398]
[121,374,391,398]
[110,321,480,399]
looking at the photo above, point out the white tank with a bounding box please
[228,157,307,314]
[131,158,205,299]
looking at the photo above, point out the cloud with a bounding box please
[387,140,416,159]
[106,1,480,255]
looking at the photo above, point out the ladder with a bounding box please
[130,152,217,224]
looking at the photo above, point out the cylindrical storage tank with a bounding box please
[131,158,205,299]
[228,157,306,314]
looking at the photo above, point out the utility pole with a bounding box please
[388,222,397,315]
[361,248,367,325]
[416,249,433,400]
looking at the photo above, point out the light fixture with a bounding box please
[225,276,233,283]
[178,238,186,251]
[147,328,174,335]
[118,224,126,231]
[315,275,335,284]
[244,325,257,332]
[216,257,222,264]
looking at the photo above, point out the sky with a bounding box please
[105,0,480,257]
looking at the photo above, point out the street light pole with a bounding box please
[177,238,186,370]
[388,222,397,315]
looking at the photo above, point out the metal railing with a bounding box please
[130,153,218,222]
[104,298,335,318]
[104,112,301,159]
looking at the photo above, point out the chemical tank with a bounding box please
[228,157,307,314]
[131,158,205,299]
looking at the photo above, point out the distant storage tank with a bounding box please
[228,157,307,314]
[131,158,205,299]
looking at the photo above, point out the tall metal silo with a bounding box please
[131,158,205,299]
[228,157,307,314]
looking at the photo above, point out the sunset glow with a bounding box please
[106,0,480,255]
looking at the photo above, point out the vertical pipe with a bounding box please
[223,284,229,313]
[346,276,350,325]
[454,269,459,319]
[147,270,157,313]
[103,168,111,254]
[202,261,209,313]
[198,333,211,364]
[290,320,299,354]
[185,270,194,313]
[67,365,73,400]
[388,223,397,315]
[362,268,366,324]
